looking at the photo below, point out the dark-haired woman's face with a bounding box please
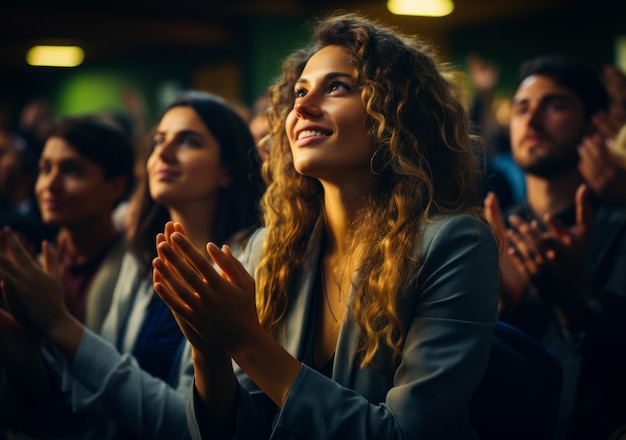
[148,106,230,210]
[285,45,374,184]
[35,137,122,227]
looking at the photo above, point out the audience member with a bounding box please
[484,55,626,440]
[0,127,51,252]
[153,12,499,439]
[35,115,135,331]
[18,98,55,149]
[578,64,626,204]
[0,91,261,439]
[467,53,525,211]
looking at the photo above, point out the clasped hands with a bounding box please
[152,222,260,358]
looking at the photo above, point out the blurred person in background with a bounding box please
[0,91,261,440]
[484,55,626,440]
[578,64,626,205]
[0,127,51,253]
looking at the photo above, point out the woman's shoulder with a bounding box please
[424,212,492,237]
[419,213,496,256]
[232,227,266,273]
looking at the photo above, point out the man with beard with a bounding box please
[485,56,626,440]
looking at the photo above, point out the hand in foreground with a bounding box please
[153,222,264,418]
[153,222,260,356]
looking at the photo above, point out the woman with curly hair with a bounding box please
[153,12,500,439]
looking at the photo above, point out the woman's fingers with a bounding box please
[207,243,255,295]
[168,232,223,287]
[152,261,196,317]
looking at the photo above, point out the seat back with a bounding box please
[470,321,563,440]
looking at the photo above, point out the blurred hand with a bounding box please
[579,133,626,204]
[602,64,626,121]
[466,54,499,92]
[506,186,593,326]
[0,228,72,339]
[484,192,528,314]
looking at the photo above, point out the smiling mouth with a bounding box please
[297,129,330,140]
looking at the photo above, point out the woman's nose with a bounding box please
[157,139,177,161]
[43,168,63,191]
[294,94,322,118]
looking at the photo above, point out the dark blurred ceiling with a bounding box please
[0,0,575,70]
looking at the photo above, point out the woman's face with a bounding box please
[285,45,374,183]
[35,137,120,227]
[147,106,229,209]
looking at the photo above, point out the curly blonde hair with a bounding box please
[257,12,486,368]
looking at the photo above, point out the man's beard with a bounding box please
[518,147,579,178]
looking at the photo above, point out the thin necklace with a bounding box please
[321,264,339,322]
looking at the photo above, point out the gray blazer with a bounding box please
[188,213,500,439]
[84,235,127,333]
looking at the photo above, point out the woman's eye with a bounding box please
[64,165,84,176]
[546,101,568,112]
[294,88,307,98]
[511,105,527,117]
[328,81,350,93]
[181,136,200,147]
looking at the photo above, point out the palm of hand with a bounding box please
[0,230,67,336]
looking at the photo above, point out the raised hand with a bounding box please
[578,133,626,204]
[602,64,626,122]
[153,222,255,420]
[507,185,594,326]
[539,185,593,309]
[484,192,528,314]
[0,227,83,361]
[153,222,260,355]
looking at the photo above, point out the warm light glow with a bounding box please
[387,0,454,17]
[26,45,85,67]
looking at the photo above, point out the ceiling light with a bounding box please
[387,0,455,17]
[26,45,85,67]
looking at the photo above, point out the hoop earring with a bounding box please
[370,148,383,176]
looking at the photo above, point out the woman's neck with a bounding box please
[321,182,368,260]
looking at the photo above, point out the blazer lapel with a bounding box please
[278,219,323,358]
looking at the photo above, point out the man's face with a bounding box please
[510,74,588,178]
